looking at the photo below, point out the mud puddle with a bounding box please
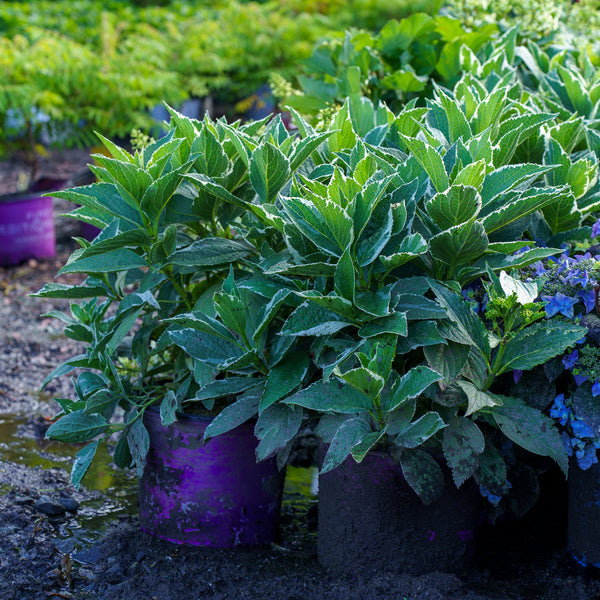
[0,412,138,556]
[0,412,319,557]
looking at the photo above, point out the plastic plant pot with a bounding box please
[138,407,284,547]
[79,221,101,241]
[317,451,479,575]
[0,190,56,266]
[568,459,600,568]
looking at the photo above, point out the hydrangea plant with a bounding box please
[514,225,600,471]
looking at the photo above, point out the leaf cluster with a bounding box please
[36,86,590,506]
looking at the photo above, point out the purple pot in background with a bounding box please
[0,189,57,266]
[317,451,479,575]
[138,408,284,547]
[79,221,101,241]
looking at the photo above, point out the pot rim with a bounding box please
[146,403,213,423]
[0,190,59,204]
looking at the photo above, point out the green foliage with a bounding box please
[278,14,499,116]
[0,29,182,181]
[445,0,600,47]
[36,89,592,508]
[0,0,442,169]
[36,109,333,484]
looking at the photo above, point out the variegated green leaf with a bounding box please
[260,352,309,413]
[284,379,373,413]
[255,404,304,461]
[429,280,491,357]
[425,185,482,229]
[379,233,428,270]
[492,396,568,476]
[452,159,486,189]
[429,219,489,269]
[358,312,408,338]
[498,320,586,374]
[394,411,447,449]
[249,141,291,203]
[282,196,353,257]
[386,366,442,412]
[480,164,553,205]
[321,416,372,474]
[482,187,566,235]
[397,447,444,505]
[338,367,385,401]
[442,417,485,488]
[457,380,503,417]
[400,135,449,192]
[280,301,352,337]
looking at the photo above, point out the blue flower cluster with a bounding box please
[550,393,600,470]
[559,348,600,397]
[533,250,600,319]
[462,286,488,314]
[523,241,600,471]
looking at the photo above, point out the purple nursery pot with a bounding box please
[79,221,101,241]
[138,408,284,547]
[317,451,479,575]
[0,189,57,266]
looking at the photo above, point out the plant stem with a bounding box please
[163,267,193,311]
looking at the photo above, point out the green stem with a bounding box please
[484,341,507,390]
[163,267,193,311]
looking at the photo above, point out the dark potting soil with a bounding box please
[3,151,600,599]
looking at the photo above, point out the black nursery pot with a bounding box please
[317,451,480,575]
[568,459,600,567]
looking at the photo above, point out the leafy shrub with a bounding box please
[0,28,183,180]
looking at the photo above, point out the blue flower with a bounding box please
[592,219,600,239]
[572,418,596,439]
[562,349,579,370]
[576,445,598,470]
[479,292,488,313]
[551,394,570,426]
[531,260,546,277]
[513,369,523,384]
[578,289,596,314]
[541,293,579,318]
[478,485,502,506]
[550,253,572,275]
[566,269,590,288]
[593,381,600,397]
[574,374,588,386]
[572,436,585,452]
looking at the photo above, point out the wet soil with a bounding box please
[2,150,600,599]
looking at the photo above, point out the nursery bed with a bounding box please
[1,151,600,599]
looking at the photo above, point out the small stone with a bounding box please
[58,494,79,512]
[77,568,97,581]
[13,495,34,506]
[34,495,67,517]
[55,538,75,554]
[73,546,103,566]
[104,562,124,582]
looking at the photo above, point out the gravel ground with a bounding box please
[2,150,600,599]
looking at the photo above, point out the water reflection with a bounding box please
[0,413,138,552]
[0,413,319,553]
